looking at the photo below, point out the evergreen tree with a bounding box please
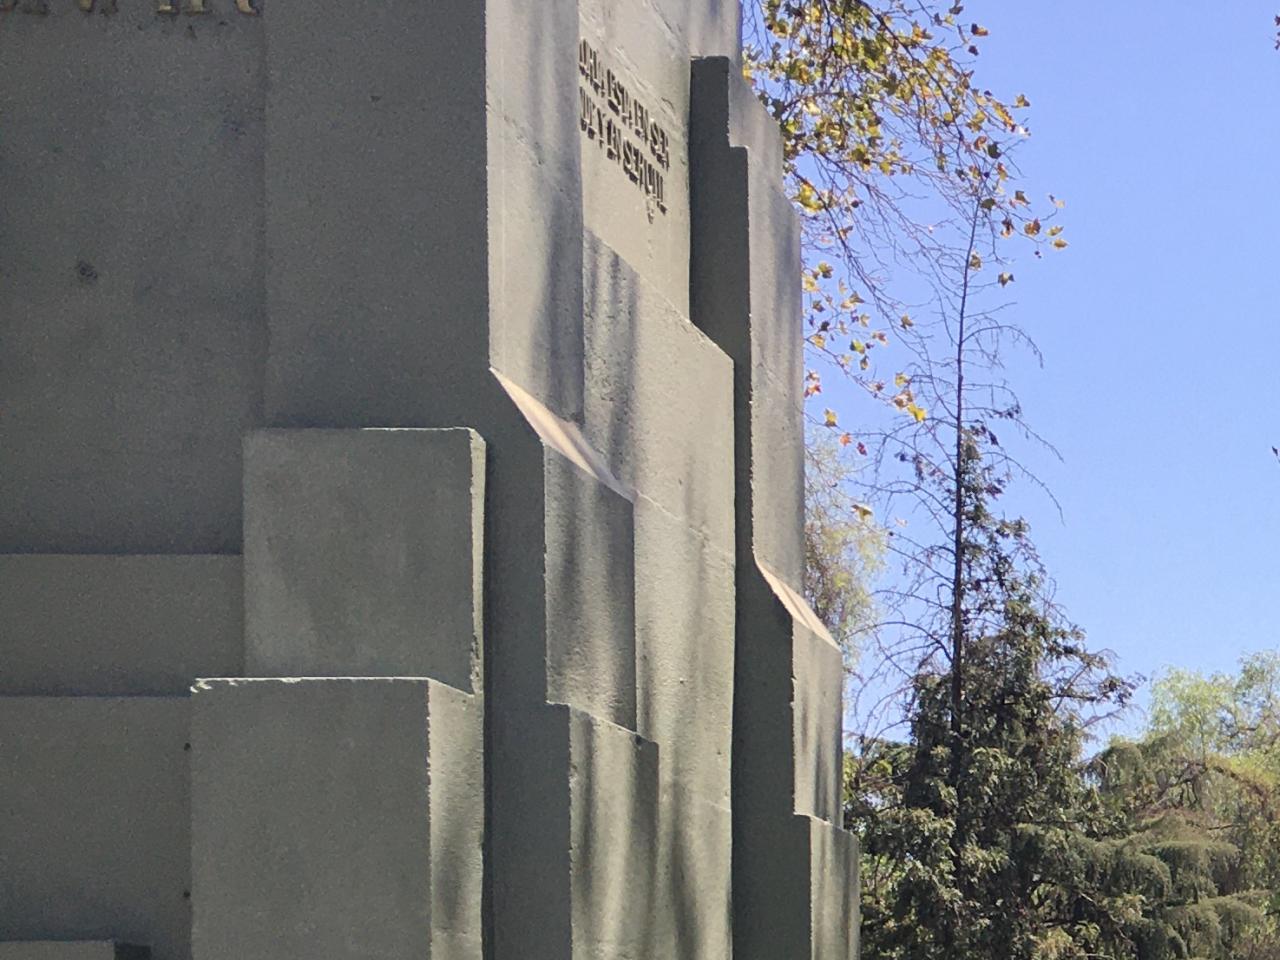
[849,436,1134,960]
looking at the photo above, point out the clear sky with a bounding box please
[925,2,1280,723]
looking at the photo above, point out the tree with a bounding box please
[804,435,885,663]
[1085,657,1280,959]
[848,436,1134,960]
[744,0,1067,718]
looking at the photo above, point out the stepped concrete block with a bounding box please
[568,707,660,960]
[750,371,806,585]
[635,499,734,802]
[0,3,265,554]
[793,621,846,824]
[735,815,859,960]
[190,678,482,960]
[810,817,861,960]
[692,55,859,960]
[582,232,735,545]
[650,0,742,60]
[0,698,190,960]
[492,704,658,960]
[0,556,242,697]
[0,945,148,960]
[578,3,691,310]
[243,428,484,690]
[487,0,584,420]
[544,451,637,729]
[262,0,490,429]
[650,790,733,960]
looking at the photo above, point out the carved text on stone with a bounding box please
[579,39,671,216]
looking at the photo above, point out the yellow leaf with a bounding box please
[894,372,910,387]
[998,272,1014,287]
[796,181,822,213]
[853,503,875,521]
[906,402,928,422]
[901,314,914,329]
[811,334,826,349]
[824,409,838,428]
[1052,238,1069,250]
[968,252,983,270]
[1024,218,1041,237]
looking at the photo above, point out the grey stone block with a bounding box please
[582,232,735,547]
[486,0,585,421]
[734,814,859,960]
[0,698,190,960]
[0,946,147,960]
[0,556,242,697]
[0,2,265,554]
[579,2,691,310]
[650,0,742,60]
[262,0,489,430]
[650,789,733,960]
[635,498,734,804]
[567,707,659,960]
[810,817,861,960]
[243,428,484,691]
[544,450,636,729]
[751,371,807,586]
[792,620,846,824]
[486,703,661,960]
[190,678,482,960]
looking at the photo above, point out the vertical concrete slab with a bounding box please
[0,555,242,696]
[691,55,859,960]
[262,0,488,428]
[567,708,659,960]
[190,678,482,960]
[544,452,636,730]
[243,428,484,689]
[0,698,190,960]
[578,1,691,312]
[490,703,659,960]
[0,1,266,553]
[486,0,584,419]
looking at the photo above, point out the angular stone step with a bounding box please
[0,944,148,959]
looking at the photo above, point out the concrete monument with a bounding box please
[0,1,858,958]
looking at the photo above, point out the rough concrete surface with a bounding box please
[190,678,482,960]
[243,428,485,689]
[1,4,857,959]
[0,555,242,697]
[0,698,190,960]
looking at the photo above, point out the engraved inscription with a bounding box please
[579,39,671,217]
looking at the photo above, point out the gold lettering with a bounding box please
[156,0,176,12]
[235,0,256,14]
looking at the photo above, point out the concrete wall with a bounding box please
[0,4,857,959]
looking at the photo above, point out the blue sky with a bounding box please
[932,3,1280,723]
